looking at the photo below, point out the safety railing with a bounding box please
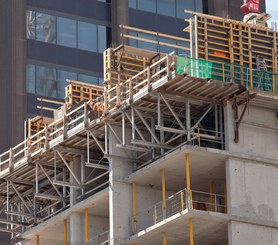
[130,188,225,235]
[176,56,278,94]
[104,53,175,113]
[0,101,91,174]
[89,230,109,245]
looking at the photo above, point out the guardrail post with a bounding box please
[63,115,68,140]
[84,103,88,127]
[147,66,151,91]
[103,90,108,115]
[9,148,14,172]
[166,55,170,79]
[116,84,121,108]
[44,125,49,151]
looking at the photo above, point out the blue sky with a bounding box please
[266,0,278,24]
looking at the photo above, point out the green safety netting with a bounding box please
[176,56,278,93]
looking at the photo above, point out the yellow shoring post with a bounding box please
[210,178,214,211]
[189,218,194,245]
[64,219,68,245]
[224,180,227,213]
[36,235,40,245]
[85,208,89,245]
[132,182,137,235]
[161,169,166,209]
[186,153,193,208]
[163,231,167,245]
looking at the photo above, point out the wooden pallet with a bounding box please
[65,80,104,109]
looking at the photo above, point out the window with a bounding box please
[27,64,103,99]
[26,10,109,53]
[26,10,36,40]
[36,13,56,43]
[36,66,57,98]
[78,21,97,52]
[138,0,156,13]
[78,74,99,85]
[57,70,77,99]
[57,17,77,48]
[98,25,107,52]
[138,33,157,51]
[129,0,202,19]
[129,0,137,8]
[26,64,36,93]
[157,0,175,17]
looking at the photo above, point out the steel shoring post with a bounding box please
[210,178,214,211]
[54,150,57,181]
[151,117,155,159]
[132,182,137,236]
[186,153,193,208]
[191,105,213,130]
[63,168,66,208]
[105,122,108,155]
[87,131,90,164]
[215,105,219,137]
[131,107,135,141]
[85,208,89,245]
[122,111,126,146]
[219,106,224,150]
[160,93,187,133]
[81,155,85,196]
[161,169,166,219]
[134,108,160,144]
[10,182,32,215]
[36,161,38,194]
[38,163,62,197]
[186,99,191,143]
[89,130,105,154]
[126,110,148,144]
[157,94,164,155]
[224,180,227,213]
[189,218,194,245]
[6,181,9,231]
[56,151,81,185]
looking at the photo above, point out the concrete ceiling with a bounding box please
[126,146,227,193]
[128,210,229,245]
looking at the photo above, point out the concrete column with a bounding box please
[70,157,81,206]
[70,212,83,245]
[109,126,133,245]
[69,157,82,244]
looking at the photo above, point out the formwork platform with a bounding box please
[1,11,278,242]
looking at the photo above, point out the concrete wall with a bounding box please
[226,158,278,222]
[229,221,278,245]
[225,103,278,160]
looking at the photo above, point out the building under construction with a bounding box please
[0,8,277,245]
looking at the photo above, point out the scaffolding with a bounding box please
[0,11,277,242]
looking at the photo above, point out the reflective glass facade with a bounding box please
[26,10,109,53]
[129,0,203,18]
[27,63,103,99]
